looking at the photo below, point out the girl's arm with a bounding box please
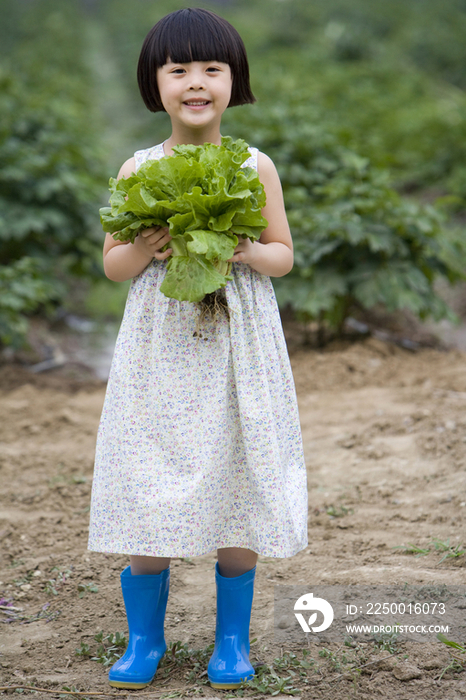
[228,152,293,277]
[103,157,172,282]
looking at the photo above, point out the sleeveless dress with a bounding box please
[88,143,308,558]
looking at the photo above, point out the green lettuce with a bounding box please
[100,136,268,302]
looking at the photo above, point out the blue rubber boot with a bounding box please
[207,563,256,689]
[108,565,170,689]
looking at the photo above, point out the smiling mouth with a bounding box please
[183,100,211,106]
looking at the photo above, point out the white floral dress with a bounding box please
[88,144,308,558]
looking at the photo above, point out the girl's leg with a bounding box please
[217,547,257,577]
[130,555,171,575]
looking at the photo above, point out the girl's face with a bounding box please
[156,60,232,134]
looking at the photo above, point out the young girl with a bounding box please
[88,7,308,691]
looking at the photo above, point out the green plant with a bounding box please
[49,470,88,488]
[393,543,431,557]
[75,642,91,658]
[91,631,127,666]
[44,580,59,596]
[373,626,400,654]
[9,559,26,568]
[431,539,466,564]
[100,137,267,302]
[0,258,58,347]
[436,633,466,679]
[395,539,466,563]
[272,650,314,673]
[437,633,466,655]
[326,504,353,518]
[0,8,105,347]
[318,646,350,672]
[225,103,466,336]
[158,640,214,682]
[239,662,301,695]
[315,641,372,682]
[44,567,73,596]
[77,583,99,598]
[13,569,36,586]
[437,632,466,663]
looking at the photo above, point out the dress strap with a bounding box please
[134,143,165,171]
[243,147,259,172]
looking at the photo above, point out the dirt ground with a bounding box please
[1,323,466,700]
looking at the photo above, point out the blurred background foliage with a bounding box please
[1,0,466,347]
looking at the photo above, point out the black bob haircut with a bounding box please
[137,7,256,113]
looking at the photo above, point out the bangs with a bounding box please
[154,10,236,67]
[137,8,256,113]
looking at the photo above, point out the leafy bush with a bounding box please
[0,69,103,273]
[298,62,466,200]
[0,258,59,347]
[258,0,466,88]
[0,7,106,347]
[224,104,466,330]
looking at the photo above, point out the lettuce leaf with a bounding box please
[99,137,268,303]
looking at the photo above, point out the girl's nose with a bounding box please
[188,70,206,90]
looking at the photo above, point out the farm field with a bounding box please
[1,333,465,699]
[3,1,466,696]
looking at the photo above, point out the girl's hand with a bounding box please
[135,226,172,261]
[228,236,257,265]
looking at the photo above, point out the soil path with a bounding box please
[1,337,465,699]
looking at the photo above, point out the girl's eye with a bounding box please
[171,68,185,74]
[206,67,221,73]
